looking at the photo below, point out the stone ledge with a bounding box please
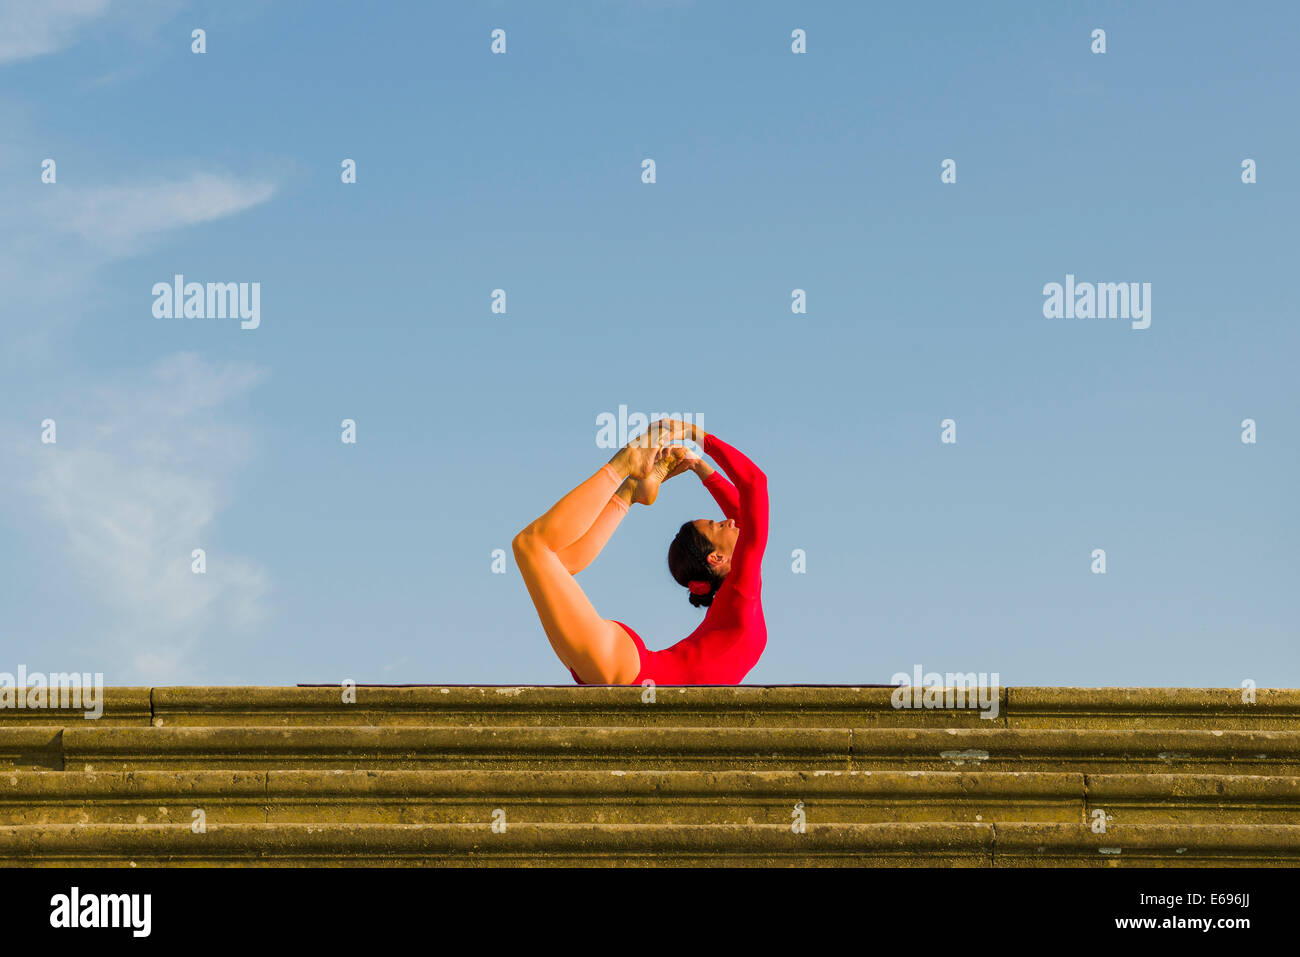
[58,726,855,770]
[0,821,997,866]
[0,729,62,770]
[16,726,1294,773]
[995,822,1300,866]
[0,688,151,726]
[6,767,1083,797]
[152,686,998,728]
[0,768,1087,826]
[3,822,1297,867]
[1008,688,1300,729]
[6,687,1296,729]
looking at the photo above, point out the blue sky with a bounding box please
[1,0,1296,688]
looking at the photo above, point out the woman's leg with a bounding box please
[513,444,664,683]
[556,446,688,574]
[555,492,631,574]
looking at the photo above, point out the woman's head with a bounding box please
[667,518,739,607]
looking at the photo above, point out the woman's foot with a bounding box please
[627,446,688,505]
[610,436,665,481]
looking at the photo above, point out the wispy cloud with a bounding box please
[0,167,276,359]
[0,66,280,679]
[0,0,112,64]
[3,352,271,682]
[54,172,277,250]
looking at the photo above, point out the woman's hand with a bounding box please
[677,455,715,481]
[689,456,715,480]
[664,452,699,482]
[648,418,706,445]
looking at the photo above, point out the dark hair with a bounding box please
[668,521,722,608]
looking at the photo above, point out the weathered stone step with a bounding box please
[57,726,851,770]
[0,729,61,770]
[995,822,1300,866]
[31,725,1300,773]
[1,821,1296,866]
[0,688,151,727]
[0,769,1079,825]
[8,687,1297,865]
[6,769,1300,827]
[1008,688,1300,730]
[850,728,1300,774]
[1087,773,1300,824]
[5,687,1298,730]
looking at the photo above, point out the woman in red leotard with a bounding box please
[512,418,768,685]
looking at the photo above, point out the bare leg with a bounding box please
[554,491,631,575]
[555,447,688,574]
[513,442,667,683]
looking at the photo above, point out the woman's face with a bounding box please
[693,517,739,568]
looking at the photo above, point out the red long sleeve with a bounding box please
[702,432,768,599]
[702,470,740,520]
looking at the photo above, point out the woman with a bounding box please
[512,418,768,685]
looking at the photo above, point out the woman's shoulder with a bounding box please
[715,578,763,606]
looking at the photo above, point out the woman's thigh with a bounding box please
[513,534,641,683]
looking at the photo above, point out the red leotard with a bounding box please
[570,433,768,685]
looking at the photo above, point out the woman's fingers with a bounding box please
[664,453,696,481]
[632,420,681,447]
[649,418,688,443]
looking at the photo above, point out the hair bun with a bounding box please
[688,590,715,608]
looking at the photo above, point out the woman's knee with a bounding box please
[512,527,544,562]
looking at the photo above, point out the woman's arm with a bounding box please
[672,454,741,519]
[653,421,769,596]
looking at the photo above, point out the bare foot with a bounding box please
[628,446,687,506]
[611,437,663,480]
